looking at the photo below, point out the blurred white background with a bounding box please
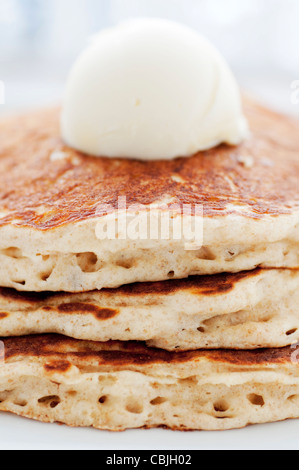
[0,0,298,115]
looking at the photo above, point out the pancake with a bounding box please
[0,99,298,292]
[0,268,298,350]
[1,334,299,431]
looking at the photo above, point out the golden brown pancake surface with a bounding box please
[0,100,298,230]
[0,268,262,304]
[2,334,295,367]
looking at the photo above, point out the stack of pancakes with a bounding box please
[0,99,299,431]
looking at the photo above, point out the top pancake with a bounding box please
[0,99,298,292]
[0,99,298,230]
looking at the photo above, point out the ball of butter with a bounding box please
[61,19,248,160]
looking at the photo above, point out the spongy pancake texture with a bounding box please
[1,335,299,431]
[0,269,299,350]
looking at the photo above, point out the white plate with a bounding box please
[0,413,298,450]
